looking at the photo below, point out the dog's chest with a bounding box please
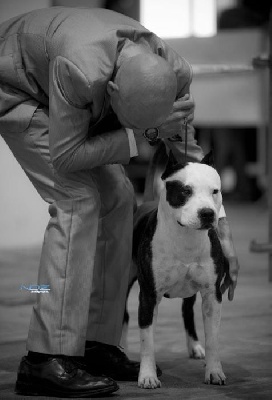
[151,230,214,299]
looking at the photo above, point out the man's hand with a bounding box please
[158,94,195,139]
[220,256,239,301]
[217,217,240,301]
[133,94,194,141]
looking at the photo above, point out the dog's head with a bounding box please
[161,152,222,230]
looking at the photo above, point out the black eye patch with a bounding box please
[165,180,193,208]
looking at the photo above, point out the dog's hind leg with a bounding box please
[120,307,130,350]
[138,291,161,389]
[120,268,137,350]
[182,295,205,359]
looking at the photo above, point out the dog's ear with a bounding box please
[168,150,178,167]
[161,151,177,181]
[161,151,186,181]
[201,151,214,167]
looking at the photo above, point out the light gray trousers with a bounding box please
[2,105,134,356]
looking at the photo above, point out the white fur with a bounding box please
[152,163,222,299]
[138,162,226,389]
[164,162,222,230]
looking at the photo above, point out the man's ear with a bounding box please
[107,81,119,96]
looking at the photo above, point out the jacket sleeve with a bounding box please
[154,37,204,162]
[49,56,130,173]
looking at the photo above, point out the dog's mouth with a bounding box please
[177,220,215,230]
[198,223,213,230]
[177,221,185,227]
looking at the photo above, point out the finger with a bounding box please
[228,285,235,301]
[220,282,228,295]
[179,94,190,101]
[173,97,189,109]
[175,109,195,120]
[229,258,240,276]
[179,93,193,101]
[166,110,191,123]
[174,94,195,105]
[229,261,240,271]
[186,112,194,123]
[220,273,232,295]
[229,274,238,289]
[177,93,194,103]
[174,101,195,111]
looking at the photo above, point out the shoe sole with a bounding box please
[15,379,119,398]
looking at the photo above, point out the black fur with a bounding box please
[161,150,215,182]
[123,276,137,326]
[133,209,158,329]
[201,151,215,167]
[126,149,223,355]
[198,208,215,229]
[123,308,129,325]
[182,295,199,342]
[161,151,187,181]
[166,180,192,208]
[208,228,230,302]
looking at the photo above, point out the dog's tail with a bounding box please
[143,141,168,202]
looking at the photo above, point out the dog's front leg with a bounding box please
[138,306,160,389]
[200,290,226,385]
[138,292,160,389]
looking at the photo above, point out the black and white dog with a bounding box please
[131,148,229,389]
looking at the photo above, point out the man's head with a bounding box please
[107,53,177,130]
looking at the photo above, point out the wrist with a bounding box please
[134,127,160,146]
[143,127,160,143]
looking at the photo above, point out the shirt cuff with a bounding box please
[219,204,226,219]
[125,128,138,158]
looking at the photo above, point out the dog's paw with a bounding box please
[189,342,205,359]
[138,374,161,389]
[205,362,226,385]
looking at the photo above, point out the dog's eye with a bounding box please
[166,181,192,208]
[182,187,192,196]
[213,189,219,195]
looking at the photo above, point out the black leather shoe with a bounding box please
[15,355,119,398]
[85,341,162,381]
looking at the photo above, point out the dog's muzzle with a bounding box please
[198,207,215,230]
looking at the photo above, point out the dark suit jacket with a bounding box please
[0,7,199,172]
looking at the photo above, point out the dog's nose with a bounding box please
[198,208,215,228]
